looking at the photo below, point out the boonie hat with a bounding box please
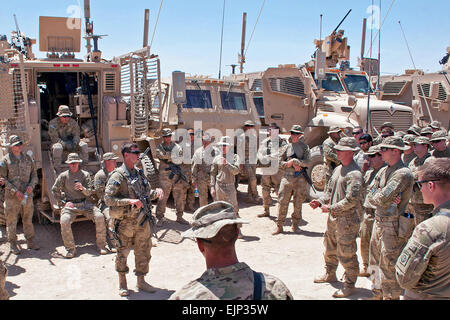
[420,127,433,135]
[56,105,73,117]
[161,128,173,137]
[380,122,394,130]
[102,152,119,161]
[8,135,23,147]
[395,131,406,138]
[65,153,83,164]
[365,145,382,155]
[182,201,248,239]
[430,130,448,142]
[290,125,304,134]
[244,120,256,127]
[333,137,360,151]
[407,125,421,136]
[403,134,416,145]
[429,120,442,129]
[413,136,430,145]
[378,136,409,150]
[217,136,232,146]
[327,126,342,134]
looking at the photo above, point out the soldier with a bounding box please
[366,136,414,300]
[169,201,293,300]
[0,135,39,254]
[0,177,5,227]
[407,125,421,136]
[48,105,89,173]
[210,136,240,215]
[93,152,120,253]
[429,120,442,132]
[323,126,342,189]
[192,133,219,208]
[104,143,164,296]
[402,134,417,167]
[52,153,107,258]
[310,137,363,298]
[354,133,372,172]
[428,130,450,159]
[394,131,406,138]
[373,122,395,146]
[155,128,189,226]
[0,259,9,300]
[257,123,287,218]
[237,120,260,204]
[408,136,434,226]
[273,125,310,235]
[351,126,364,145]
[420,126,433,140]
[184,128,197,211]
[395,157,450,300]
[358,145,386,277]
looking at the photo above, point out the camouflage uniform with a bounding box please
[276,133,310,229]
[428,130,450,160]
[395,200,450,300]
[322,137,340,186]
[257,136,287,215]
[0,184,5,226]
[237,125,260,203]
[317,138,363,291]
[104,163,160,276]
[169,201,293,300]
[52,156,106,253]
[0,259,9,300]
[367,137,414,299]
[192,144,219,208]
[180,140,196,211]
[402,134,417,167]
[48,106,89,170]
[0,146,38,248]
[155,138,189,221]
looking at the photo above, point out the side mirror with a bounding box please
[347,95,356,107]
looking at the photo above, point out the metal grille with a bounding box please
[382,81,406,95]
[103,72,116,93]
[370,110,413,132]
[437,83,448,102]
[268,77,305,97]
[251,78,263,92]
[417,83,430,97]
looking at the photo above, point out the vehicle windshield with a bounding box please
[343,74,373,94]
[220,92,247,111]
[321,73,345,92]
[183,89,213,109]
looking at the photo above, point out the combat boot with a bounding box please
[313,271,338,283]
[156,217,167,227]
[291,222,299,233]
[257,212,270,218]
[119,273,129,297]
[137,276,157,293]
[8,242,21,255]
[368,289,383,300]
[358,264,370,277]
[176,217,189,225]
[332,283,355,298]
[65,248,76,259]
[26,238,40,250]
[272,225,283,235]
[98,246,108,255]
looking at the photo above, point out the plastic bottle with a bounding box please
[21,193,28,206]
[194,188,199,198]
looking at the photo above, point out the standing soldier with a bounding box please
[310,137,363,298]
[179,128,196,212]
[0,135,39,254]
[359,145,386,277]
[273,125,310,235]
[257,123,287,218]
[0,259,9,300]
[354,133,372,172]
[192,133,218,208]
[429,120,442,133]
[367,136,414,300]
[210,136,241,215]
[104,143,164,297]
[402,134,417,167]
[0,177,5,227]
[420,127,433,140]
[52,153,107,258]
[155,128,189,226]
[407,125,421,137]
[48,105,89,173]
[93,152,120,253]
[428,130,450,159]
[373,122,395,146]
[237,120,261,204]
[323,126,342,186]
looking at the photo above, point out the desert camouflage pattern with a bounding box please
[104,164,159,275]
[0,185,5,226]
[52,169,106,250]
[276,140,310,226]
[322,137,340,185]
[353,149,368,170]
[93,167,114,233]
[169,262,293,300]
[0,259,9,300]
[318,161,363,285]
[180,141,196,210]
[395,200,450,300]
[0,152,38,244]
[192,145,219,207]
[430,147,450,159]
[367,160,414,300]
[155,142,189,219]
[210,153,240,214]
[402,152,416,167]
[48,117,89,167]
[237,130,259,201]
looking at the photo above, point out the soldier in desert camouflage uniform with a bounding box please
[428,130,450,160]
[323,126,342,186]
[104,143,164,297]
[210,136,240,215]
[52,153,107,258]
[273,125,310,235]
[367,136,414,300]
[310,137,363,298]
[155,128,189,226]
[373,122,395,146]
[0,135,39,254]
[407,124,421,137]
[192,133,218,208]
[420,126,433,140]
[0,177,5,226]
[402,134,417,167]
[408,136,434,226]
[256,123,287,218]
[169,201,293,300]
[176,128,197,212]
[395,157,450,300]
[48,105,89,172]
[0,259,9,300]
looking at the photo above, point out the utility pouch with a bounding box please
[398,213,415,239]
[109,206,125,220]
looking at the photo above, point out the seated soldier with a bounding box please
[48,105,89,172]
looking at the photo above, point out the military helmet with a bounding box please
[56,105,73,117]
[333,137,359,151]
[7,135,23,147]
[290,125,304,134]
[430,130,448,142]
[65,153,83,164]
[378,136,409,151]
[182,201,248,239]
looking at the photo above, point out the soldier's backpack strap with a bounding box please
[253,271,264,300]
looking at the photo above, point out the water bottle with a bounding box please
[21,193,28,206]
[194,188,199,198]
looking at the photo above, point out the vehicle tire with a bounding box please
[141,154,160,189]
[307,145,326,200]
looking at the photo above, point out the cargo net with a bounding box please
[0,67,29,146]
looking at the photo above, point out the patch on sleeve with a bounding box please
[398,251,411,267]
[49,124,56,129]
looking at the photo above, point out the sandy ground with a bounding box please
[0,184,376,300]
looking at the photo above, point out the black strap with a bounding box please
[253,271,263,300]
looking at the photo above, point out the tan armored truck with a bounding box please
[377,47,450,130]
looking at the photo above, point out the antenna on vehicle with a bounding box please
[143,9,150,48]
[398,20,416,69]
[377,0,381,91]
[238,12,247,74]
[366,1,374,134]
[319,14,323,41]
[218,0,226,79]
[228,64,238,74]
[83,0,107,62]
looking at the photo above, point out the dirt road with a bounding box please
[0,184,375,300]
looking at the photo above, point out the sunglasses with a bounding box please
[352,131,363,135]
[368,154,379,158]
[359,141,369,145]
[61,115,71,118]
[416,178,441,189]
[430,140,445,144]
[126,150,140,155]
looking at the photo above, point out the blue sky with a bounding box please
[1,0,449,78]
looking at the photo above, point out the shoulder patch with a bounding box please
[398,251,411,267]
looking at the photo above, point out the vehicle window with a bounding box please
[343,74,373,93]
[220,92,247,111]
[183,90,213,109]
[321,73,345,92]
[253,97,264,117]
